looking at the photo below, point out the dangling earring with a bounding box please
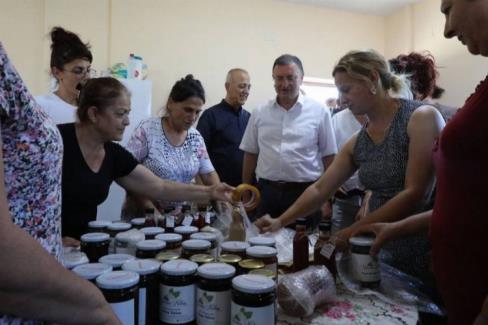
[370,86,377,95]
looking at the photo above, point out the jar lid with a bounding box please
[130,218,146,226]
[72,263,113,280]
[62,251,89,269]
[218,254,242,264]
[182,239,211,250]
[249,268,275,278]
[246,245,277,258]
[136,239,166,251]
[107,222,131,231]
[115,231,133,243]
[155,233,182,243]
[221,241,250,252]
[190,254,214,264]
[141,227,165,236]
[238,259,265,270]
[174,226,199,235]
[197,262,235,279]
[248,236,276,247]
[232,274,275,294]
[161,259,198,276]
[122,259,160,275]
[88,220,111,228]
[190,232,217,242]
[99,254,136,268]
[96,270,140,289]
[81,232,110,242]
[349,236,375,247]
[156,251,180,262]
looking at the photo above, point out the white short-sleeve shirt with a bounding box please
[240,94,337,182]
[35,93,77,124]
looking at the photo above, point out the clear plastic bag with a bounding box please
[277,265,337,317]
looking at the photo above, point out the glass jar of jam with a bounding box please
[62,250,89,270]
[196,262,236,325]
[190,254,214,266]
[107,223,132,253]
[190,232,218,258]
[115,230,144,256]
[87,220,111,233]
[96,270,140,325]
[248,236,276,248]
[156,251,181,263]
[245,246,278,278]
[181,239,211,260]
[136,239,167,259]
[349,236,380,288]
[163,206,176,233]
[159,259,198,324]
[156,233,182,254]
[231,274,276,325]
[99,253,136,271]
[218,254,242,269]
[130,217,146,230]
[141,226,165,240]
[122,259,160,325]
[80,232,110,263]
[238,259,265,275]
[174,225,199,241]
[72,262,113,283]
[220,241,250,259]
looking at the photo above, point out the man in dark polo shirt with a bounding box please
[197,68,251,186]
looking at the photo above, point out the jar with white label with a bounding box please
[72,262,113,283]
[349,236,380,288]
[62,250,89,269]
[80,232,110,263]
[156,233,182,254]
[141,226,165,240]
[175,226,199,240]
[248,236,276,248]
[245,246,278,279]
[197,263,235,325]
[136,239,166,259]
[181,239,211,260]
[159,259,198,324]
[99,253,136,271]
[221,241,250,259]
[97,270,140,325]
[88,220,112,233]
[122,259,160,325]
[107,223,132,253]
[231,274,276,325]
[190,232,218,258]
[131,218,146,230]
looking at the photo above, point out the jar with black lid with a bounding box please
[96,270,140,325]
[72,262,112,283]
[231,274,276,325]
[88,220,112,233]
[80,232,110,263]
[174,225,198,241]
[220,241,250,259]
[181,239,211,260]
[159,259,198,324]
[99,253,136,271]
[122,259,160,325]
[156,233,182,254]
[196,263,236,325]
[107,222,132,253]
[136,239,166,259]
[349,236,380,288]
[141,226,165,240]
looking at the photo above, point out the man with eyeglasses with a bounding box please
[240,54,337,229]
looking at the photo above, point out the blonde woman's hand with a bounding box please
[209,182,235,202]
[254,214,282,233]
[351,222,398,256]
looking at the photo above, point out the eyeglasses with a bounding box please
[64,67,97,78]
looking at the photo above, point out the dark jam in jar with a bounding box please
[181,239,211,260]
[131,217,146,230]
[141,226,165,240]
[174,226,199,241]
[231,274,276,324]
[349,236,380,288]
[98,253,135,271]
[245,246,278,280]
[136,239,167,259]
[72,262,113,284]
[314,221,337,278]
[122,259,160,325]
[159,259,198,324]
[190,232,218,258]
[156,233,182,254]
[87,220,111,233]
[220,241,250,259]
[80,232,110,263]
[96,270,140,325]
[196,263,236,325]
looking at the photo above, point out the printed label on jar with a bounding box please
[159,284,195,323]
[182,216,193,226]
[138,287,146,325]
[320,242,335,259]
[351,253,380,282]
[166,216,175,228]
[231,302,275,325]
[197,288,231,325]
[111,299,135,325]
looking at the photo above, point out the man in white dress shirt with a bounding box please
[240,54,337,227]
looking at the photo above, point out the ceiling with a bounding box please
[281,0,425,16]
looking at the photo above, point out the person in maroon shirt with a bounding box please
[355,1,488,324]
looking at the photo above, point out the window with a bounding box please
[300,77,338,108]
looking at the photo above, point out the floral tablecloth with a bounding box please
[278,284,418,325]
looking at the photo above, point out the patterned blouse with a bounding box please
[0,44,63,324]
[127,117,214,207]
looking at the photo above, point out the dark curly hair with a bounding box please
[168,74,205,104]
[389,52,438,100]
[49,26,92,70]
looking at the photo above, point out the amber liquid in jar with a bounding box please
[293,218,309,272]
